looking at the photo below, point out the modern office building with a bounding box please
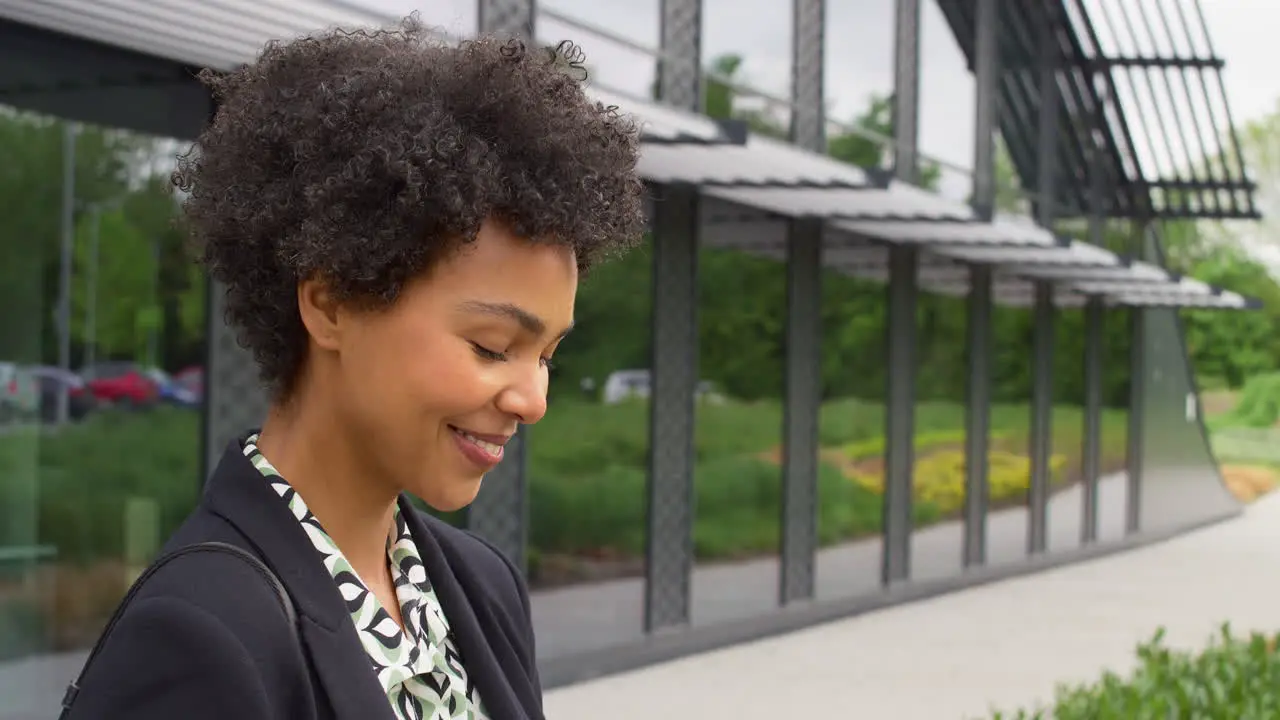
[0,0,1260,714]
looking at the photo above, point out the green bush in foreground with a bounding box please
[988,626,1280,720]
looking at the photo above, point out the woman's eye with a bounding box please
[471,343,506,362]
[540,357,556,370]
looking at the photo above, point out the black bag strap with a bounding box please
[58,541,300,719]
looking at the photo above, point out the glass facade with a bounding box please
[0,118,205,716]
[0,0,1256,714]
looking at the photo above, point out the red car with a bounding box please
[80,362,158,409]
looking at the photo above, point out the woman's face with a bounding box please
[310,220,578,511]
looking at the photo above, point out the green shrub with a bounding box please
[529,456,888,561]
[3,398,1128,566]
[1214,372,1280,429]
[988,625,1280,719]
[0,408,201,564]
[528,463,648,557]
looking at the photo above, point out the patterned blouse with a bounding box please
[243,435,488,720]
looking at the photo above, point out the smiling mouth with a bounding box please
[449,426,507,456]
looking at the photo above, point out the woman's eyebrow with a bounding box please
[456,300,575,339]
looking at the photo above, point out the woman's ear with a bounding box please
[297,277,343,352]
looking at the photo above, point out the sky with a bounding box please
[347,0,1280,209]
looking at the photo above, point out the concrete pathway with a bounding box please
[544,490,1280,720]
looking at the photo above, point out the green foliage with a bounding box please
[0,111,204,371]
[72,208,158,362]
[1215,372,1280,429]
[826,94,943,189]
[9,398,1129,568]
[1,408,200,564]
[558,245,1139,407]
[987,626,1280,719]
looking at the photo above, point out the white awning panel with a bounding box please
[836,212,1057,247]
[702,186,973,222]
[0,0,401,71]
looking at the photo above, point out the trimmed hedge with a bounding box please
[988,626,1280,719]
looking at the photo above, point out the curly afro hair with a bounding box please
[173,18,647,401]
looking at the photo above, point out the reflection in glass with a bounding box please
[691,248,785,626]
[985,306,1033,568]
[910,291,969,583]
[1047,308,1085,554]
[1097,308,1133,543]
[526,243,651,660]
[814,270,886,602]
[0,115,204,717]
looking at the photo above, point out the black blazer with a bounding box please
[65,438,543,720]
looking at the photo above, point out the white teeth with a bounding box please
[458,430,502,456]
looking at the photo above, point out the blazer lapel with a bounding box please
[298,615,399,720]
[202,438,396,720]
[401,503,529,720]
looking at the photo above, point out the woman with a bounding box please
[63,18,645,720]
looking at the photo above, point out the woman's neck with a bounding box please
[255,399,399,585]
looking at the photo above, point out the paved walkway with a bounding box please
[544,490,1280,720]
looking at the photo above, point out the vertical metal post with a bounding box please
[965,0,998,569]
[882,0,923,586]
[57,122,77,425]
[780,0,825,606]
[1081,296,1103,544]
[1034,4,1059,227]
[1082,139,1106,545]
[971,0,998,217]
[645,0,702,632]
[646,185,700,631]
[882,247,917,585]
[1028,283,1054,555]
[781,220,822,604]
[465,0,539,568]
[892,0,921,183]
[1126,300,1145,536]
[656,0,703,112]
[203,278,271,479]
[963,265,992,567]
[1026,0,1058,556]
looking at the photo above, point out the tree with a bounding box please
[826,94,942,190]
[71,207,159,362]
[0,110,198,369]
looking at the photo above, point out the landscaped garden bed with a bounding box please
[1,398,1132,618]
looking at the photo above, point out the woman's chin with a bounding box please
[415,474,486,514]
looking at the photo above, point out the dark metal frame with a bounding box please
[642,0,703,632]
[779,0,826,606]
[963,0,997,569]
[935,0,1258,221]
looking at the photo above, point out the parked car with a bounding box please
[27,366,95,422]
[0,362,39,423]
[79,361,159,409]
[601,369,723,405]
[144,367,200,408]
[173,365,204,404]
